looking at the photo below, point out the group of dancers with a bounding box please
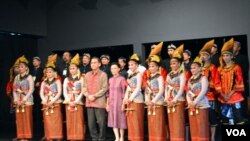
[6,37,248,141]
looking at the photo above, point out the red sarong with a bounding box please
[43,103,63,139]
[65,105,85,140]
[148,105,167,141]
[167,101,185,141]
[16,105,33,139]
[189,108,209,141]
[126,102,145,141]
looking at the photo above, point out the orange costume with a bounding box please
[218,38,246,125]
[165,44,186,141]
[202,64,220,100]
[40,54,63,140]
[63,54,85,140]
[124,54,145,141]
[145,55,167,141]
[200,39,221,101]
[186,57,210,141]
[13,56,34,139]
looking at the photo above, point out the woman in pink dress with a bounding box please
[106,62,127,141]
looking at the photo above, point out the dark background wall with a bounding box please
[41,0,250,61]
[0,0,47,36]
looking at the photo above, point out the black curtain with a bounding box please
[0,34,38,138]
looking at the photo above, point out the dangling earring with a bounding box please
[54,72,57,79]
[25,68,29,75]
[77,69,80,79]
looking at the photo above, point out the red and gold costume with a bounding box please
[218,38,246,125]
[202,64,220,100]
[217,64,244,104]
[200,39,221,101]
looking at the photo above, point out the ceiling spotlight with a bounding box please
[10,33,16,36]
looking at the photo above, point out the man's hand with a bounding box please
[106,104,109,112]
[88,95,96,101]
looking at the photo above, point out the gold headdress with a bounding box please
[199,39,215,55]
[193,56,202,66]
[148,55,160,63]
[13,57,21,67]
[46,54,57,69]
[70,53,80,66]
[18,55,29,65]
[221,38,234,55]
[149,41,163,56]
[130,53,140,63]
[9,56,22,82]
[172,44,184,59]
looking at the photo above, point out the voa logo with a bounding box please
[226,129,246,136]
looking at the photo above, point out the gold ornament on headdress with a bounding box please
[193,56,202,65]
[172,44,184,59]
[46,54,57,69]
[221,38,234,55]
[9,56,22,82]
[46,62,56,69]
[18,55,29,65]
[13,57,21,67]
[47,54,57,64]
[148,55,160,63]
[149,41,163,56]
[43,54,58,80]
[130,53,140,62]
[70,53,80,66]
[199,39,215,55]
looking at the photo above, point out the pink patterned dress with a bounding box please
[108,75,127,129]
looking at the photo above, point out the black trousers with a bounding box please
[87,107,107,141]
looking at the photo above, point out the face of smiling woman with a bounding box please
[148,62,159,74]
[128,60,138,73]
[46,67,55,79]
[170,58,180,71]
[190,63,201,76]
[18,63,28,75]
[69,64,78,76]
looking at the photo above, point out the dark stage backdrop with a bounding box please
[0,33,39,138]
